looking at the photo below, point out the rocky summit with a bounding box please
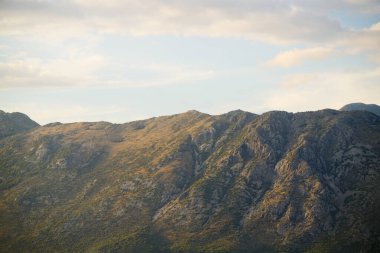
[0,110,39,139]
[0,108,379,253]
[340,103,380,117]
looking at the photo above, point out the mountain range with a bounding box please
[0,105,379,252]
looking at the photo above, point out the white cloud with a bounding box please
[1,0,378,60]
[266,47,334,67]
[342,23,380,49]
[0,55,105,88]
[280,73,321,88]
[0,0,347,43]
[0,0,378,65]
[101,67,216,89]
[369,22,380,31]
[0,55,216,89]
[264,67,380,111]
[346,0,376,5]
[0,0,379,95]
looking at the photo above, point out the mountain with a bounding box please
[0,110,39,139]
[0,109,379,252]
[340,102,380,116]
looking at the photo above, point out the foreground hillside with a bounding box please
[0,109,379,252]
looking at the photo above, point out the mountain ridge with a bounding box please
[0,107,379,252]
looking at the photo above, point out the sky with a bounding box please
[1,0,380,124]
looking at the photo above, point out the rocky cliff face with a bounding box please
[0,109,379,252]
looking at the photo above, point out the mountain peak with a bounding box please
[0,110,39,139]
[185,109,203,114]
[340,102,380,116]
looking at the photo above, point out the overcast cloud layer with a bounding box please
[1,0,380,123]
[2,0,380,43]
